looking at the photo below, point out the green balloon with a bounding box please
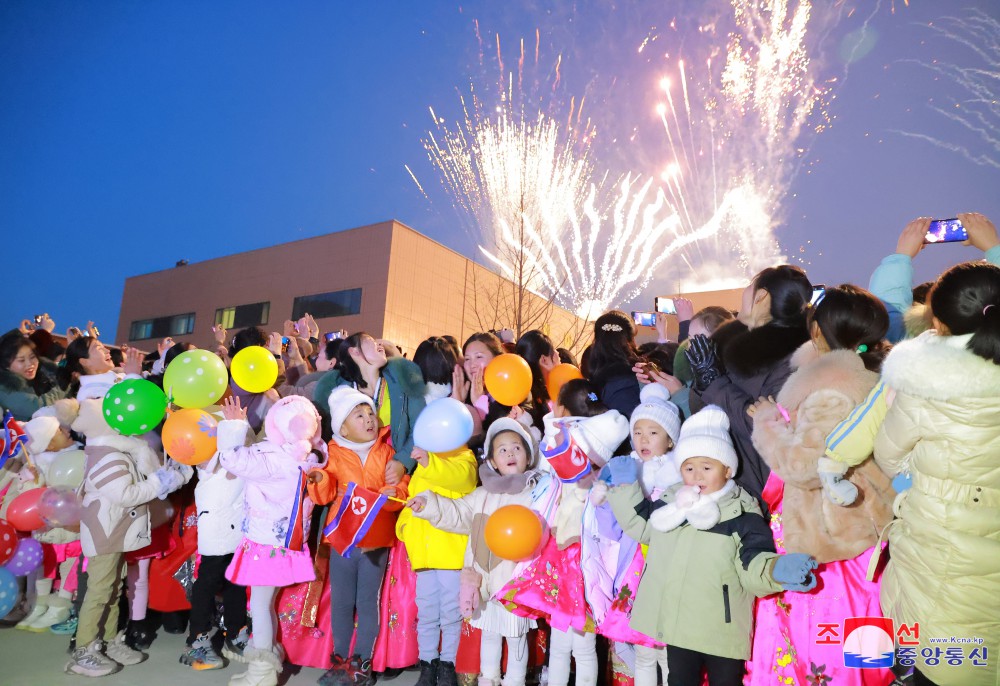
[163,349,229,408]
[102,379,168,436]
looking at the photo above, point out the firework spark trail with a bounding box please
[892,9,1000,169]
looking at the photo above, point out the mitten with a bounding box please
[817,456,859,506]
[685,335,723,392]
[605,456,639,486]
[154,467,184,500]
[892,472,912,493]
[589,480,609,506]
[772,553,819,592]
[459,567,482,619]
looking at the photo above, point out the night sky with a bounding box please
[3,1,999,340]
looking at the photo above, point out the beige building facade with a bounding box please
[116,221,587,356]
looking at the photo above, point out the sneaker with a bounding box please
[318,654,352,686]
[27,603,72,632]
[106,631,147,666]
[51,609,79,635]
[436,660,458,686]
[180,632,225,671]
[223,625,251,664]
[346,656,375,686]
[64,640,122,677]
[15,602,48,630]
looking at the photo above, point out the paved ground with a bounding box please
[0,626,421,686]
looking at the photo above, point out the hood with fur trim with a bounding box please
[881,330,1000,401]
[779,344,880,411]
[718,320,810,380]
[264,395,327,462]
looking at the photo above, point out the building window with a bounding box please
[292,288,362,320]
[215,301,270,330]
[129,313,196,341]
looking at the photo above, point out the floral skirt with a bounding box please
[597,546,661,648]
[499,538,594,633]
[226,537,314,587]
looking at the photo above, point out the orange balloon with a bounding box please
[484,504,547,561]
[162,408,218,466]
[484,353,533,406]
[546,363,584,403]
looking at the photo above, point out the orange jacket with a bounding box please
[307,427,409,550]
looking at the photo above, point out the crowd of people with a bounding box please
[1,212,998,686]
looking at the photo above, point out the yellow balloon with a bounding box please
[231,346,279,393]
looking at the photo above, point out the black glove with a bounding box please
[685,334,723,392]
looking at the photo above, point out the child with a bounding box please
[218,394,325,686]
[408,418,544,686]
[605,406,819,686]
[308,386,409,686]
[66,399,187,678]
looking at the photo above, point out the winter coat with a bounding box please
[874,331,1000,686]
[194,453,246,556]
[313,357,427,471]
[607,480,782,660]
[80,434,166,556]
[396,447,478,570]
[217,418,319,550]
[77,371,140,401]
[308,427,409,550]
[588,361,641,441]
[751,344,895,563]
[0,368,67,421]
[695,320,810,502]
[414,465,545,604]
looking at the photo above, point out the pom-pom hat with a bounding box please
[672,405,738,474]
[629,384,682,446]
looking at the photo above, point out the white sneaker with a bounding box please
[27,603,72,632]
[105,631,147,666]
[64,640,122,677]
[15,602,48,631]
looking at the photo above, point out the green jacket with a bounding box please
[607,480,782,660]
[313,356,426,471]
[0,367,67,422]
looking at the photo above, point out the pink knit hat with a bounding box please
[264,396,327,461]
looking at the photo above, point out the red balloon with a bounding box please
[0,519,18,566]
[6,488,47,532]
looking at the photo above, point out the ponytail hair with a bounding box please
[928,262,1000,365]
[808,284,891,372]
[334,332,369,388]
[59,336,93,390]
[557,378,608,418]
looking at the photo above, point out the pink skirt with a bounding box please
[226,537,315,587]
[597,546,661,648]
[499,539,594,633]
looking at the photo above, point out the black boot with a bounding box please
[415,659,439,686]
[436,660,457,686]
[125,617,156,650]
[347,655,375,686]
[318,654,352,686]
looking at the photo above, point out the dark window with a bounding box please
[129,313,196,340]
[215,301,270,329]
[292,288,362,320]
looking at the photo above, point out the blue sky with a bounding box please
[3,1,999,340]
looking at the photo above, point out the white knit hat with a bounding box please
[630,384,682,445]
[24,416,60,455]
[327,386,376,437]
[574,410,630,467]
[673,405,738,474]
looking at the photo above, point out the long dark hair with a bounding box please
[334,332,377,389]
[588,310,640,379]
[228,326,267,358]
[929,262,1000,365]
[413,336,460,385]
[0,337,56,395]
[515,330,555,404]
[462,332,504,358]
[58,336,96,390]
[753,265,812,328]
[808,285,891,372]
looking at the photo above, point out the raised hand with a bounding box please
[221,395,247,421]
[685,334,723,392]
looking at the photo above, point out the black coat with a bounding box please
[590,360,641,456]
[693,320,810,502]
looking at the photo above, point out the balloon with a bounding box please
[38,487,82,528]
[47,449,86,488]
[0,520,17,567]
[484,504,547,561]
[102,378,167,435]
[163,349,229,408]
[0,567,17,618]
[546,363,584,403]
[6,488,47,532]
[162,408,218,466]
[3,537,43,576]
[484,354,533,406]
[230,346,279,394]
[413,398,475,453]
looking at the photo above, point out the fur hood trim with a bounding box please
[881,331,1000,400]
[780,344,879,410]
[719,321,810,379]
[903,303,931,339]
[87,433,163,475]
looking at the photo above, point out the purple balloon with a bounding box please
[3,537,43,577]
[38,487,82,528]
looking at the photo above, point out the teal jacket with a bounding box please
[0,367,67,422]
[313,356,426,471]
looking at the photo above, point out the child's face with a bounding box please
[489,431,529,476]
[47,427,74,452]
[340,403,378,442]
[632,419,673,461]
[680,456,732,494]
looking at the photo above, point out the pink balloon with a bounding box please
[6,489,47,532]
[38,487,82,528]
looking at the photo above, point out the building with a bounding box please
[115,220,587,356]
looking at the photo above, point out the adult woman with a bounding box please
[686,265,812,500]
[462,332,504,421]
[515,330,560,431]
[0,335,66,420]
[313,332,426,477]
[874,262,1000,686]
[60,336,142,401]
[745,285,897,686]
[587,311,643,420]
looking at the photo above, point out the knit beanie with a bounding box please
[327,386,376,438]
[484,417,538,469]
[673,405,738,474]
[630,384,682,446]
[24,416,59,455]
[264,395,326,459]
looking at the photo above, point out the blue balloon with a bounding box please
[413,398,475,454]
[0,567,18,619]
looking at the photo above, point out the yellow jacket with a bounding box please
[396,447,478,570]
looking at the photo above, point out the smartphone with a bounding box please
[68,326,81,336]
[91,326,100,338]
[325,331,343,342]
[810,285,826,306]
[34,314,43,325]
[924,218,968,244]
[655,297,677,315]
[281,336,290,351]
[632,311,657,327]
